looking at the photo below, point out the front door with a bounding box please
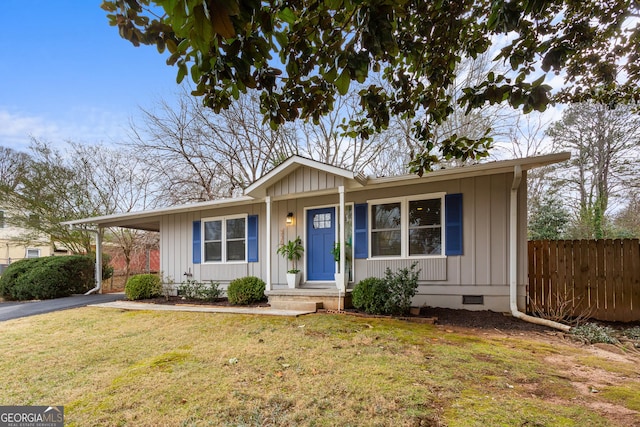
[306,207,335,281]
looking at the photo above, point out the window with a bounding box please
[226,218,246,261]
[203,220,222,262]
[0,210,4,228]
[26,249,40,258]
[203,216,246,262]
[370,194,444,258]
[371,202,401,256]
[409,199,441,256]
[313,213,331,229]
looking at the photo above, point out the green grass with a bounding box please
[600,384,640,412]
[0,308,637,426]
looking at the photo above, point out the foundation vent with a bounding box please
[462,295,484,305]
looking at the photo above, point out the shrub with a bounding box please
[352,263,421,316]
[125,274,162,300]
[384,262,420,315]
[99,253,114,280]
[528,290,592,326]
[623,326,640,341]
[55,256,95,294]
[0,256,95,300]
[570,323,619,345]
[178,280,222,301]
[0,259,35,299]
[227,276,265,305]
[352,277,389,314]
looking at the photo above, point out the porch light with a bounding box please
[286,212,294,225]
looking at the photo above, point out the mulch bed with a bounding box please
[138,296,557,332]
[423,307,555,332]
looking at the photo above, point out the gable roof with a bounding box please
[63,152,569,231]
[243,155,368,198]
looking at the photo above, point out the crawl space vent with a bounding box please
[462,295,484,305]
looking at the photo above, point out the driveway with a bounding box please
[0,293,125,322]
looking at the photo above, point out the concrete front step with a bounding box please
[267,289,352,311]
[269,300,323,312]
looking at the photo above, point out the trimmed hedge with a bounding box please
[227,276,265,305]
[0,255,95,301]
[125,274,162,300]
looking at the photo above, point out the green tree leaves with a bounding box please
[102,0,640,174]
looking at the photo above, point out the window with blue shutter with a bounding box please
[192,220,201,264]
[247,215,258,262]
[354,203,368,259]
[445,193,463,256]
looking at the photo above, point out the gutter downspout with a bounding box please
[83,228,103,295]
[510,165,570,332]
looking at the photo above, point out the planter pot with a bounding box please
[286,272,301,289]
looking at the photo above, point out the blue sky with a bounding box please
[1,1,180,151]
[0,2,569,157]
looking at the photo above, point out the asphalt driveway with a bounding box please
[0,293,125,322]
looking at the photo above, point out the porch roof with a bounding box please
[62,152,569,232]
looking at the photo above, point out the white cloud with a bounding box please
[0,110,61,151]
[0,107,131,152]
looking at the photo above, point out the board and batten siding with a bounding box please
[410,171,527,311]
[335,171,527,312]
[158,169,528,312]
[267,166,346,198]
[159,205,264,292]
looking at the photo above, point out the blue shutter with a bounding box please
[445,194,463,256]
[192,220,201,264]
[247,215,258,262]
[354,203,368,259]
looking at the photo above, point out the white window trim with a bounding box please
[26,248,41,259]
[369,192,446,259]
[201,214,248,264]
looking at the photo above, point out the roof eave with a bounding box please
[367,152,570,186]
[62,196,256,229]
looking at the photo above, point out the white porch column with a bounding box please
[265,196,272,291]
[338,185,346,290]
[96,228,102,293]
[85,227,103,295]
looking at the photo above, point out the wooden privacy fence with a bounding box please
[528,239,640,322]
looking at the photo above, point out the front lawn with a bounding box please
[0,308,637,426]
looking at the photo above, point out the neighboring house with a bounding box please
[0,208,68,274]
[103,245,160,276]
[65,153,570,312]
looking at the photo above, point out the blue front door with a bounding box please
[307,207,335,281]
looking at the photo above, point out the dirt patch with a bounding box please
[545,352,640,425]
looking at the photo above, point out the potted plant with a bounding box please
[277,236,304,288]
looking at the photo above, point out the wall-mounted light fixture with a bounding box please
[286,212,294,225]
